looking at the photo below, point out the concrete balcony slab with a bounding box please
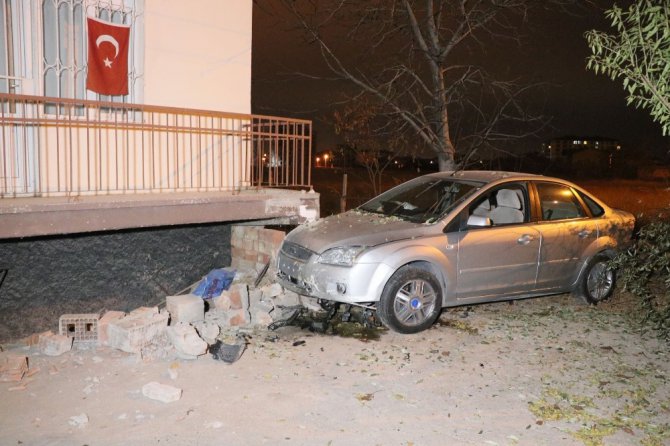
[0,189,319,239]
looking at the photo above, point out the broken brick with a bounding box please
[38,332,73,356]
[142,381,182,403]
[166,322,207,359]
[0,353,28,382]
[107,307,168,353]
[98,311,126,346]
[166,294,204,324]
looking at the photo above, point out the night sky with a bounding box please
[251,2,668,158]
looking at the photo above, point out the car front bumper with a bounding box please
[276,248,392,304]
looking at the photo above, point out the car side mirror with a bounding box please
[467,215,492,228]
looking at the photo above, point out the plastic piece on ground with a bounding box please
[193,268,236,299]
[210,338,246,364]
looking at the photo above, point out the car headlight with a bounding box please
[317,246,366,266]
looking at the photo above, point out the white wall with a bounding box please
[144,0,252,114]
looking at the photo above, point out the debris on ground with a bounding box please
[38,331,73,356]
[268,304,385,341]
[7,226,384,368]
[0,353,28,382]
[58,313,100,344]
[210,334,247,363]
[192,267,236,300]
[166,294,204,324]
[192,320,220,345]
[107,307,169,354]
[166,322,208,360]
[141,381,182,403]
[67,413,89,428]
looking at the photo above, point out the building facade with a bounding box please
[1,0,317,238]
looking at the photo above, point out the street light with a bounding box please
[324,153,330,167]
[315,156,321,167]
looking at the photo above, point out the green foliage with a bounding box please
[585,1,670,135]
[612,221,670,341]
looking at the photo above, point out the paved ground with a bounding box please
[1,293,668,446]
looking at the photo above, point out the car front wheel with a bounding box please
[575,254,616,305]
[377,266,442,334]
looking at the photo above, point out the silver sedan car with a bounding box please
[276,171,635,333]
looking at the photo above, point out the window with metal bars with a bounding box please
[41,0,143,111]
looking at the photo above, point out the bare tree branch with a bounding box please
[280,0,580,170]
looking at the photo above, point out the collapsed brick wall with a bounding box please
[0,224,289,344]
[4,225,297,359]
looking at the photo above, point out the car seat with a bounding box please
[488,189,523,225]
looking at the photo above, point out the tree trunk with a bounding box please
[437,152,455,171]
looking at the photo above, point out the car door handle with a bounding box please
[517,234,534,245]
[578,230,591,239]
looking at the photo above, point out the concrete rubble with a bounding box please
[73,261,305,362]
[38,331,73,356]
[141,381,183,403]
[68,413,89,428]
[166,322,208,359]
[107,307,170,354]
[4,225,316,391]
[19,226,312,360]
[166,294,204,324]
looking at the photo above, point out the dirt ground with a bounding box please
[1,293,668,446]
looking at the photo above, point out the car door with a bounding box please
[531,181,599,291]
[455,183,541,300]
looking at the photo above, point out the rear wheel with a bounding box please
[377,266,442,334]
[575,254,615,305]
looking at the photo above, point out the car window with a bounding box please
[577,191,605,217]
[536,182,586,221]
[359,177,482,223]
[468,184,527,226]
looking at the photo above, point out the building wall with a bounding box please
[230,225,286,274]
[144,0,252,113]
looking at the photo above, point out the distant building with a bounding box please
[542,136,621,162]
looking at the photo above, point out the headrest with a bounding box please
[497,189,521,209]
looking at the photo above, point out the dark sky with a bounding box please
[251,2,668,157]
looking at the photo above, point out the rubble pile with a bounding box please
[0,224,344,410]
[8,225,312,366]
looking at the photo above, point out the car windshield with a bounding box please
[358,176,483,223]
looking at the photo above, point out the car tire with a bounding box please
[574,254,616,305]
[377,265,442,334]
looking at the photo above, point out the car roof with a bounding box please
[426,170,541,184]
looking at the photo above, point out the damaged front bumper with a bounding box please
[276,246,392,305]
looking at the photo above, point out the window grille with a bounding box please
[41,0,143,112]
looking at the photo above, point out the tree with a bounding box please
[281,0,564,171]
[333,98,405,195]
[586,0,670,135]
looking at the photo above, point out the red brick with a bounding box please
[231,246,245,259]
[229,287,243,310]
[268,229,286,245]
[229,311,249,326]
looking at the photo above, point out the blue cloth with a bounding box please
[193,268,236,299]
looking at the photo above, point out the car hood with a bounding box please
[286,210,431,254]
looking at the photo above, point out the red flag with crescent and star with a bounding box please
[86,17,130,95]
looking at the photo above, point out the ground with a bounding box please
[1,293,668,446]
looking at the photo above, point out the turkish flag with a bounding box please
[86,17,130,96]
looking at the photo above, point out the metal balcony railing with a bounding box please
[0,93,312,197]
